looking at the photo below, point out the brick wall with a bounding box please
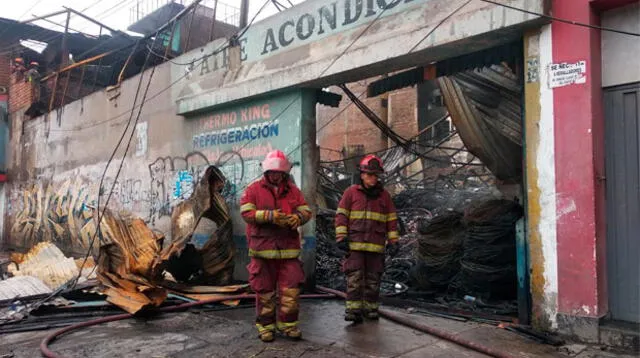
[0,55,10,91]
[388,86,419,144]
[8,72,34,114]
[316,78,418,161]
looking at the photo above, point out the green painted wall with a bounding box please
[185,89,318,282]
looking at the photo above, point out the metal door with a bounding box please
[604,82,640,323]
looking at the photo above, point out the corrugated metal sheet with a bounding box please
[438,64,523,181]
[161,165,235,284]
[96,212,166,314]
[96,165,236,314]
[7,242,79,290]
[0,276,52,300]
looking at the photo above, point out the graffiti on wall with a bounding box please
[100,177,150,209]
[145,150,246,225]
[8,92,305,251]
[10,178,98,251]
[9,149,250,251]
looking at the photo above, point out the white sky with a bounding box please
[3,0,305,37]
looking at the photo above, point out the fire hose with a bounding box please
[317,286,516,358]
[40,293,335,358]
[42,289,516,358]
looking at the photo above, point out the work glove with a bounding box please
[336,236,349,253]
[286,214,302,230]
[387,241,400,256]
[271,210,290,228]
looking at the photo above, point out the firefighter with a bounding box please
[240,150,312,342]
[10,58,26,75]
[335,154,399,323]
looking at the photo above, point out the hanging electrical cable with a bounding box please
[477,0,640,37]
[230,0,475,193]
[70,0,276,290]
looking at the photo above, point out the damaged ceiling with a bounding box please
[438,64,523,181]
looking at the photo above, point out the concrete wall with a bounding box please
[524,0,611,340]
[601,2,640,87]
[524,26,558,330]
[5,61,185,255]
[552,0,607,342]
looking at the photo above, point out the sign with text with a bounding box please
[548,60,587,89]
[172,0,425,111]
[187,90,304,198]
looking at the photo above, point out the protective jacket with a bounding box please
[335,184,399,253]
[240,177,312,259]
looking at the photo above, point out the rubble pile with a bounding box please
[408,199,523,300]
[96,210,168,314]
[458,200,523,300]
[7,242,86,290]
[159,165,236,286]
[0,165,238,319]
[96,165,236,313]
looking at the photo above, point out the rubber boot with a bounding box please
[364,310,379,320]
[259,330,275,342]
[279,326,302,340]
[344,310,363,323]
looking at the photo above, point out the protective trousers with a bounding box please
[247,258,304,335]
[342,251,384,314]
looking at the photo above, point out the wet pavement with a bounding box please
[0,300,636,357]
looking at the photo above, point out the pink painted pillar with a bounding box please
[552,0,607,336]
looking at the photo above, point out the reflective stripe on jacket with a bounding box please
[335,184,399,253]
[240,177,312,259]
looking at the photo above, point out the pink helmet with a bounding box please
[261,150,292,173]
[359,154,384,174]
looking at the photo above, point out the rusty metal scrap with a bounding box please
[96,165,236,314]
[96,211,166,314]
[160,165,235,285]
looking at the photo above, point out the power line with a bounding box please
[232,0,473,192]
[71,1,224,288]
[316,1,390,80]
[80,0,105,13]
[72,39,154,288]
[410,0,472,53]
[37,0,271,133]
[70,0,274,287]
[477,0,640,37]
[0,0,46,41]
[215,0,390,170]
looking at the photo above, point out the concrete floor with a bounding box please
[0,300,635,358]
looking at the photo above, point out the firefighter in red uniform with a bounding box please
[240,150,312,342]
[335,155,399,322]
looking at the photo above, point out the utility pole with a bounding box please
[240,0,249,28]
